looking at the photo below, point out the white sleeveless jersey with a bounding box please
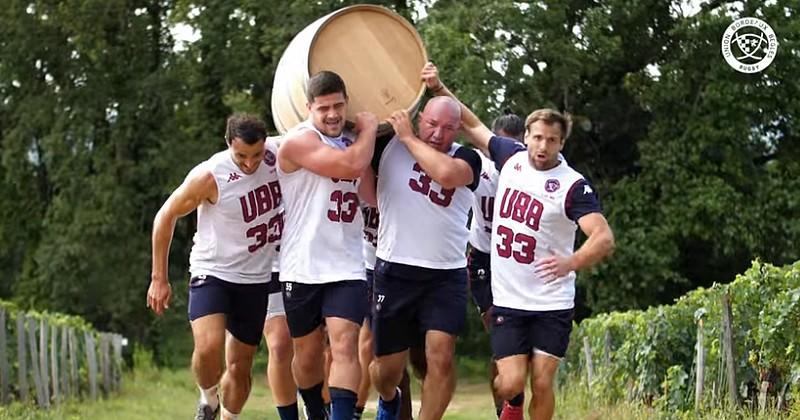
[377,137,474,269]
[278,121,366,284]
[362,204,379,270]
[491,152,585,311]
[189,141,283,284]
[468,150,499,254]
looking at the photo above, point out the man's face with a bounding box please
[308,92,347,137]
[525,120,564,170]
[229,137,265,175]
[417,105,460,153]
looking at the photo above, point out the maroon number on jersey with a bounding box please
[328,190,360,223]
[496,225,536,264]
[408,163,455,207]
[246,211,284,253]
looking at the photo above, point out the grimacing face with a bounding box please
[525,120,564,171]
[229,137,265,175]
[308,92,347,138]
[417,104,460,153]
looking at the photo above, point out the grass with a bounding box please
[1,366,798,419]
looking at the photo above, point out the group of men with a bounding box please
[146,62,615,420]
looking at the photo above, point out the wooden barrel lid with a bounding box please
[308,5,427,124]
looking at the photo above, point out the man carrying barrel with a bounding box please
[363,88,482,419]
[277,70,378,420]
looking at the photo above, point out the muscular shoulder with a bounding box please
[184,164,218,203]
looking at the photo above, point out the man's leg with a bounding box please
[355,320,373,418]
[494,355,528,420]
[417,331,456,420]
[292,327,327,417]
[528,354,560,420]
[190,313,226,414]
[526,308,573,420]
[219,333,258,419]
[283,281,327,420]
[326,316,362,420]
[370,350,409,410]
[323,280,368,420]
[264,312,298,419]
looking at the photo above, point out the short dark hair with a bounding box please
[225,114,267,145]
[492,112,525,141]
[306,71,348,103]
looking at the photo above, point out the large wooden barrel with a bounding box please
[271,4,428,134]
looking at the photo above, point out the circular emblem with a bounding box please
[545,179,560,193]
[375,303,382,312]
[477,268,486,280]
[495,316,504,325]
[264,149,276,166]
[721,17,778,73]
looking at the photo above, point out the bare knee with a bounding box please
[426,351,453,378]
[194,340,223,362]
[329,327,359,364]
[267,336,293,364]
[495,374,525,400]
[531,375,553,397]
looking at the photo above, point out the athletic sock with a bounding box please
[380,388,400,414]
[277,402,300,420]
[220,404,240,419]
[352,406,365,420]
[199,384,219,410]
[508,392,524,407]
[329,387,358,420]
[299,382,327,419]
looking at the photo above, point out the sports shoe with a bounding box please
[376,387,402,420]
[195,401,219,420]
[498,401,523,420]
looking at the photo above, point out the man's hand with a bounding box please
[147,275,172,316]
[421,62,443,92]
[354,111,378,135]
[534,248,575,284]
[388,110,415,143]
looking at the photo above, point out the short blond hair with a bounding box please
[525,109,572,140]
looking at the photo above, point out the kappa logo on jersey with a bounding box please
[584,184,594,194]
[481,171,490,181]
[514,163,522,172]
[342,136,353,147]
[545,179,560,193]
[227,172,242,183]
[263,149,276,166]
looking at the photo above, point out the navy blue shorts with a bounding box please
[188,275,270,346]
[490,306,574,359]
[467,247,492,315]
[372,258,468,356]
[282,280,368,338]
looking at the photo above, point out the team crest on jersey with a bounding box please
[264,149,276,166]
[342,137,353,147]
[545,179,560,193]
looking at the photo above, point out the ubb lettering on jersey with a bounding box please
[490,150,588,311]
[278,121,366,284]
[190,142,283,284]
[377,136,475,269]
[468,150,499,253]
